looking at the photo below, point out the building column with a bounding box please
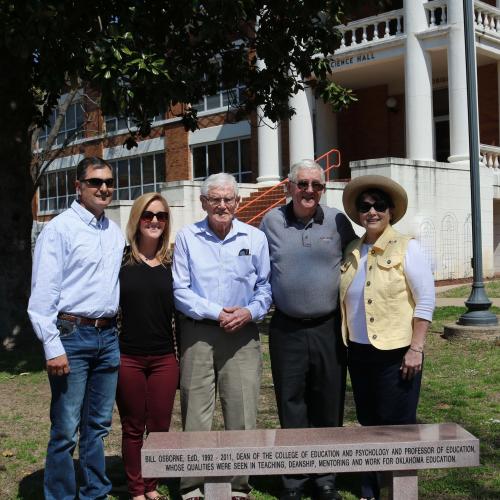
[447,0,470,162]
[256,59,281,185]
[289,83,315,165]
[404,0,434,160]
[256,113,281,184]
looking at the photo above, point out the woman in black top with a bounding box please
[116,192,179,500]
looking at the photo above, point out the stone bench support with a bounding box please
[142,423,479,500]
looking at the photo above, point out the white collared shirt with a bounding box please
[172,217,272,321]
[28,200,125,359]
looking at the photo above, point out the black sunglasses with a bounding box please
[357,200,390,213]
[141,211,169,223]
[82,178,114,188]
[292,180,325,192]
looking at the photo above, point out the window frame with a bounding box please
[191,137,252,183]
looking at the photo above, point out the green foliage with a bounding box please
[0,0,360,135]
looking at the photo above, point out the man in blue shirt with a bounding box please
[173,173,272,500]
[28,157,125,500]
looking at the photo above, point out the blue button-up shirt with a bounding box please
[28,201,125,360]
[172,217,272,322]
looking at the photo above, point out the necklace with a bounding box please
[140,252,156,261]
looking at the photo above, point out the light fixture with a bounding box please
[385,96,398,111]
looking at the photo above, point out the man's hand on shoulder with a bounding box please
[219,306,252,333]
[47,354,70,377]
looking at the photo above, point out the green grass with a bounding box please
[437,280,500,298]
[1,309,499,499]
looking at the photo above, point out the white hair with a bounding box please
[201,173,239,197]
[288,159,325,184]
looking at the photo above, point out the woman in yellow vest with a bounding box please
[340,175,435,500]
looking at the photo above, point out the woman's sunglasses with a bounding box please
[357,200,389,213]
[140,211,169,223]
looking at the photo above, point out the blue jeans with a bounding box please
[44,320,120,500]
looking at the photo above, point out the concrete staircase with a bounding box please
[237,184,287,227]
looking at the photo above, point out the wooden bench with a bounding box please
[141,423,479,500]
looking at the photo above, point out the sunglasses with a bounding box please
[357,200,390,213]
[82,178,114,188]
[292,180,325,192]
[140,211,169,223]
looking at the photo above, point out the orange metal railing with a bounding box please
[237,148,341,225]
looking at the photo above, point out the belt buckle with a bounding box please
[93,318,100,328]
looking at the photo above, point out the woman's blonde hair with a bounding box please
[125,192,172,265]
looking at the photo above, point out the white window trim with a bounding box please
[104,137,165,161]
[189,122,251,146]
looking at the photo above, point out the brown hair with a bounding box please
[76,156,112,180]
[125,192,171,265]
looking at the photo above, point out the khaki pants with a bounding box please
[179,317,262,497]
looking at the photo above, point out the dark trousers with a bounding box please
[115,353,179,497]
[348,342,423,499]
[269,309,346,492]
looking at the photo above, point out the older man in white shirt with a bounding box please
[173,172,272,500]
[28,156,124,500]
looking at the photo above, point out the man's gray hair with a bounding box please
[288,159,325,184]
[201,173,239,197]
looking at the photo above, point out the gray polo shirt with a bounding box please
[260,202,356,318]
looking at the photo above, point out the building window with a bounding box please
[38,102,85,149]
[192,138,251,182]
[38,152,166,213]
[105,116,131,133]
[192,85,246,114]
[105,112,165,133]
[38,168,77,213]
[109,152,166,200]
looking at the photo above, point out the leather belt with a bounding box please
[275,308,337,325]
[58,313,116,328]
[183,316,220,327]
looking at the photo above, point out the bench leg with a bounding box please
[204,477,232,500]
[389,470,418,500]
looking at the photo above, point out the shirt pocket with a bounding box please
[229,255,255,282]
[376,255,406,299]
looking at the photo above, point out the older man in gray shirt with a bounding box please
[260,159,356,500]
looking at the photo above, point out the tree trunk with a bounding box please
[0,53,37,352]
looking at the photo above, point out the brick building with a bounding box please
[34,0,500,280]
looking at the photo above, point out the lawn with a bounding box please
[437,280,500,298]
[0,307,498,499]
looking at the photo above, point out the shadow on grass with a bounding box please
[0,346,45,375]
[17,456,129,500]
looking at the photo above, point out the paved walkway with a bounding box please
[435,284,500,307]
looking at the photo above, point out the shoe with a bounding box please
[315,485,342,500]
[280,489,303,500]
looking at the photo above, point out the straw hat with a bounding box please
[342,175,408,226]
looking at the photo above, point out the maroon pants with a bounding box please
[116,353,179,496]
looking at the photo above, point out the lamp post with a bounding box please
[458,0,497,326]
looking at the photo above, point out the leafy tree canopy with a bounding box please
[2,0,361,138]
